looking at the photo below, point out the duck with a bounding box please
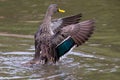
[25,4,95,65]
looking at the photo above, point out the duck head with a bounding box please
[47,4,65,16]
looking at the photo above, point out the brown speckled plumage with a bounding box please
[25,4,95,65]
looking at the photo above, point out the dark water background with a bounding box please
[0,0,120,80]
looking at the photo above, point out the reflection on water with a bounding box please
[0,0,120,80]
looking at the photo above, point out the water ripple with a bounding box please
[0,51,119,80]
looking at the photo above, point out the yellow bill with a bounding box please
[58,8,65,13]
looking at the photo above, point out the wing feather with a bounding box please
[51,13,82,33]
[52,20,95,46]
[70,20,95,46]
[50,19,95,62]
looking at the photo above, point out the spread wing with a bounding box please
[50,20,95,62]
[51,13,82,33]
[69,20,95,46]
[51,20,95,46]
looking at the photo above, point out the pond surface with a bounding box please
[0,0,120,80]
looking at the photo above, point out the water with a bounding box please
[0,0,120,80]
